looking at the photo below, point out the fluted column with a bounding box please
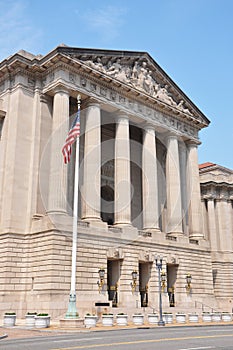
[206,195,218,251]
[142,125,160,231]
[187,142,204,239]
[81,99,101,221]
[114,114,131,225]
[47,87,69,214]
[228,197,233,238]
[218,189,232,252]
[166,134,183,235]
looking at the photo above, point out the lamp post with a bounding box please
[155,256,165,326]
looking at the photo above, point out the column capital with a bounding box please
[53,85,70,95]
[142,122,156,133]
[84,97,101,108]
[114,112,129,124]
[164,132,179,143]
[186,139,201,147]
[40,93,52,104]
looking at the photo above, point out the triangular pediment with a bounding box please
[53,46,209,128]
[199,163,233,184]
[0,45,210,129]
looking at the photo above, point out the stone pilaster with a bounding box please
[114,114,131,226]
[187,142,203,239]
[47,87,69,215]
[166,134,183,235]
[142,125,160,231]
[81,99,102,221]
[26,86,42,230]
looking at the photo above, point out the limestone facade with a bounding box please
[0,46,232,318]
[199,163,233,300]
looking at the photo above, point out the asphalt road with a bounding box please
[1,325,233,350]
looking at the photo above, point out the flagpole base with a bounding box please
[65,293,79,319]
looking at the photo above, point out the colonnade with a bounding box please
[203,191,233,252]
[47,90,204,239]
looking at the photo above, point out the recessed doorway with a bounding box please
[167,264,178,307]
[107,260,120,307]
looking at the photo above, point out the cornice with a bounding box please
[44,46,210,123]
[0,49,209,130]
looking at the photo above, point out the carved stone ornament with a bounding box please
[79,56,193,116]
[167,255,179,265]
[139,250,153,262]
[107,247,124,260]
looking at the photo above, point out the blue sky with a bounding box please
[1,0,232,169]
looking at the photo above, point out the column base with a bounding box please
[114,222,132,227]
[189,232,204,240]
[81,218,108,230]
[143,227,161,233]
[167,231,183,237]
[112,224,138,238]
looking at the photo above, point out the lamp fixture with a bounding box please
[161,270,166,292]
[131,270,137,293]
[186,273,192,292]
[97,268,105,293]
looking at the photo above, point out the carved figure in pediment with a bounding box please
[155,84,177,106]
[144,70,158,95]
[177,100,192,115]
[137,61,148,90]
[107,59,121,76]
[115,66,130,83]
[131,61,139,81]
[85,57,106,73]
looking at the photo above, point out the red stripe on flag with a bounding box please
[62,111,80,164]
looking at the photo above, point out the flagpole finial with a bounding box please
[77,94,81,106]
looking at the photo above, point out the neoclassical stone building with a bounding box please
[0,45,232,318]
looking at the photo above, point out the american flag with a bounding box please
[62,107,80,164]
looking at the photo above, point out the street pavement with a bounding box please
[1,323,233,350]
[1,318,233,341]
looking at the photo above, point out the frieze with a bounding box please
[49,73,55,82]
[0,82,4,92]
[10,76,15,88]
[41,66,199,140]
[69,73,76,83]
[28,78,36,88]
[75,72,199,140]
[80,77,87,87]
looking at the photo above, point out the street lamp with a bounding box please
[186,273,192,293]
[97,268,105,293]
[155,255,165,326]
[131,270,138,293]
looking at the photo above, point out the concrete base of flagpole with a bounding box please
[65,293,79,319]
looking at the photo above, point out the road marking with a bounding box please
[54,338,103,343]
[51,333,233,350]
[179,347,214,350]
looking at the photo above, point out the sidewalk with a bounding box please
[1,319,233,341]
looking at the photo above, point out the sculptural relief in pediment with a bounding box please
[79,56,193,116]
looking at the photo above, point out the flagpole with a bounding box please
[65,94,81,318]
